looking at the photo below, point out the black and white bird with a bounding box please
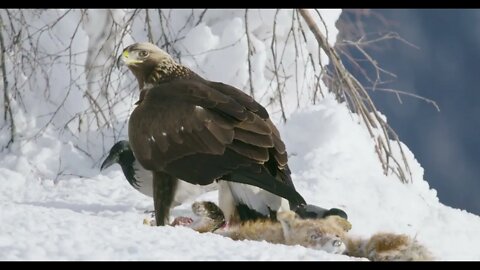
[101,140,217,207]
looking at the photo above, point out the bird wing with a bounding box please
[128,79,305,206]
[207,81,289,168]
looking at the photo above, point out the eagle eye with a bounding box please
[138,50,149,58]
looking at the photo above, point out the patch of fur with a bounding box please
[190,201,225,233]
[346,233,434,261]
[186,201,434,261]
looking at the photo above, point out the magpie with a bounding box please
[101,140,217,206]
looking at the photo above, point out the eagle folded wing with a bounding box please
[205,81,269,119]
[129,79,304,204]
[132,79,273,162]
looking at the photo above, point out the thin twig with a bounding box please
[244,9,255,98]
[270,10,287,123]
[365,87,440,112]
[0,17,15,148]
[298,9,413,183]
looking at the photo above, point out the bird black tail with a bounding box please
[225,166,306,209]
[293,204,348,220]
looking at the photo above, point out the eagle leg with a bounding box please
[152,171,178,226]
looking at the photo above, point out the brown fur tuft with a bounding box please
[180,201,434,261]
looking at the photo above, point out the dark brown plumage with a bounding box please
[120,42,305,226]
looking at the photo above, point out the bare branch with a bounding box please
[244,9,255,98]
[0,15,15,148]
[270,10,287,123]
[298,8,413,183]
[366,87,440,112]
[195,9,208,26]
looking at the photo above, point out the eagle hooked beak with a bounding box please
[117,50,143,69]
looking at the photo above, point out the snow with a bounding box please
[1,9,479,261]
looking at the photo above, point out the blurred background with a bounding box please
[336,9,480,215]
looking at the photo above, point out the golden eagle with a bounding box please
[119,42,307,226]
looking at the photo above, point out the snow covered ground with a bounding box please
[0,9,479,260]
[2,94,480,260]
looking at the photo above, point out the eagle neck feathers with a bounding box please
[141,61,196,90]
[134,61,200,105]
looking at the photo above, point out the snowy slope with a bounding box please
[0,9,479,260]
[1,94,480,260]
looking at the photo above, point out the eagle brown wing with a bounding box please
[128,79,305,206]
[206,82,288,157]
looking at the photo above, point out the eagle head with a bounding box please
[118,42,184,89]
